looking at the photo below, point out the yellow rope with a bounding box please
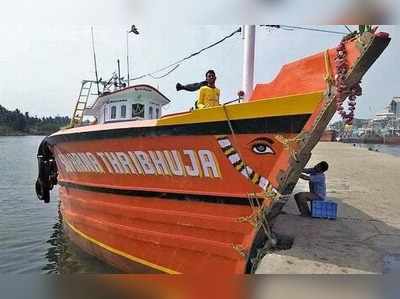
[221,103,276,244]
[231,244,248,257]
[274,50,333,161]
[274,132,307,162]
[324,50,334,86]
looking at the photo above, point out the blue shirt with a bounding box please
[303,168,326,200]
[309,173,326,200]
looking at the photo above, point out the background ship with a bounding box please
[340,96,400,144]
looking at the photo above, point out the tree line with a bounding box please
[0,105,70,135]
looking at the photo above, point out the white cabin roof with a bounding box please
[83,84,171,124]
[88,84,170,110]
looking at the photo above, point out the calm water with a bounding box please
[353,143,400,157]
[0,136,117,274]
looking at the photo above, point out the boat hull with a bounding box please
[383,136,400,145]
[342,135,400,145]
[51,98,322,274]
[342,136,384,144]
[60,185,260,274]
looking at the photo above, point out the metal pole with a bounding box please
[117,59,121,86]
[242,25,256,101]
[126,31,130,86]
[91,27,100,95]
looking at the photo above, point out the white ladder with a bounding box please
[70,80,93,127]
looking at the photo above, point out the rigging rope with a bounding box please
[148,64,181,79]
[261,25,348,35]
[130,27,242,82]
[221,101,276,257]
[344,25,352,33]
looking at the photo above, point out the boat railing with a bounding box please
[160,97,243,119]
[223,98,242,106]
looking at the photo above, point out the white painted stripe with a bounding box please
[240,166,253,178]
[228,153,241,164]
[218,139,231,148]
[258,176,269,191]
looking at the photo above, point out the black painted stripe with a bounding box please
[249,171,256,182]
[58,181,262,207]
[221,144,233,152]
[47,114,311,144]
[223,147,236,156]
[233,161,245,172]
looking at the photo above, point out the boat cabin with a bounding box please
[83,84,170,124]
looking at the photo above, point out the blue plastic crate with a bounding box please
[311,200,337,219]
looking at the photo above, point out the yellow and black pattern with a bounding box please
[216,135,275,192]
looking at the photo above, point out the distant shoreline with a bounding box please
[0,105,69,137]
[0,124,63,137]
[0,127,55,137]
[0,133,50,137]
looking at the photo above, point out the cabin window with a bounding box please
[132,103,145,118]
[155,107,160,119]
[111,106,117,119]
[149,106,153,119]
[121,105,126,118]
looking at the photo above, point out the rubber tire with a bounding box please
[35,179,50,203]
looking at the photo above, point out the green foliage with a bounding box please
[0,105,70,135]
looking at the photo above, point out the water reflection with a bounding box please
[43,204,75,273]
[42,203,119,274]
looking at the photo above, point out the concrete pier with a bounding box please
[257,142,400,274]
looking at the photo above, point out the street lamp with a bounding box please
[126,25,139,86]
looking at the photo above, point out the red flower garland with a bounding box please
[334,40,362,125]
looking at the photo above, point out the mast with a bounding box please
[242,25,256,101]
[117,59,122,86]
[126,31,130,86]
[91,27,100,95]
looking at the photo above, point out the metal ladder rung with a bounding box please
[70,81,93,127]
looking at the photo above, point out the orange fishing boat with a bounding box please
[35,27,390,274]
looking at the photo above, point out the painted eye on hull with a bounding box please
[252,143,274,155]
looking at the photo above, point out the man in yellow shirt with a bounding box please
[196,70,220,109]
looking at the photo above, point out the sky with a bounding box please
[0,1,398,120]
